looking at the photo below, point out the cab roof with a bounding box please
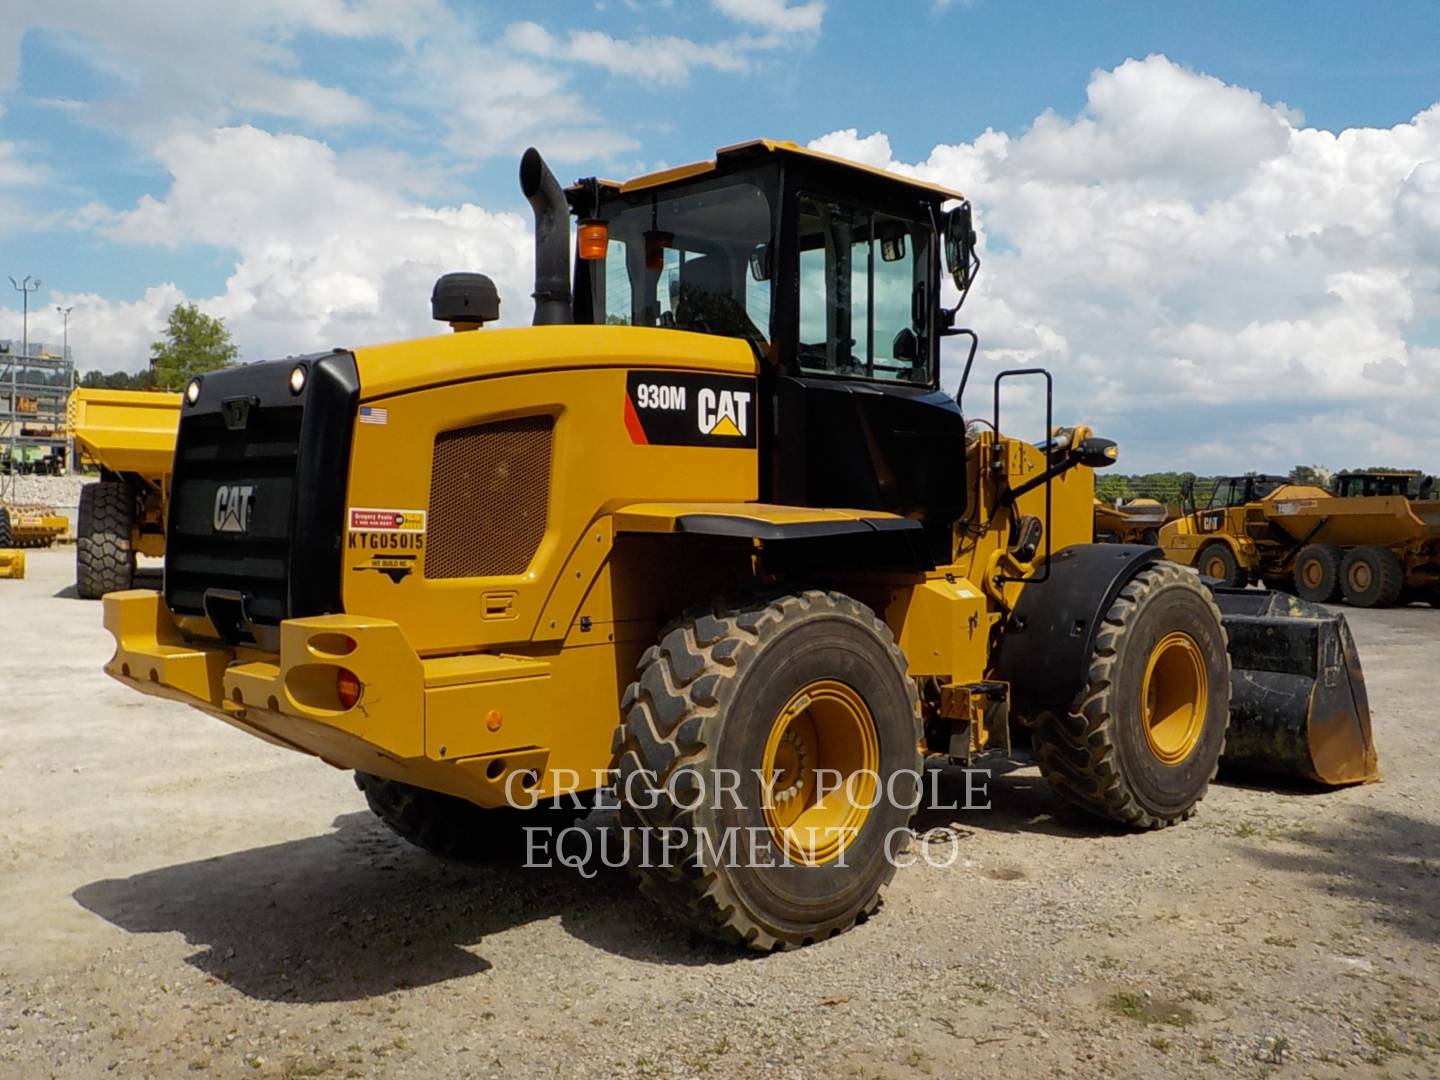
[576,139,966,203]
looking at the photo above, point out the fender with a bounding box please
[613,501,934,571]
[990,543,1162,712]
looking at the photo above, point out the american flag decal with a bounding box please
[358,406,388,425]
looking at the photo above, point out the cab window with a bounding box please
[587,176,773,345]
[796,194,932,385]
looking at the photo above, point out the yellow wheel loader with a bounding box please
[1161,473,1440,607]
[102,141,1377,950]
[68,388,181,597]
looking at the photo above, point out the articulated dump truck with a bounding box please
[101,140,1378,950]
[1093,497,1173,545]
[68,387,181,598]
[1161,473,1440,607]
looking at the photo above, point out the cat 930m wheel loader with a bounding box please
[102,140,1378,950]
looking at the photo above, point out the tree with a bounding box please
[79,369,154,390]
[1289,464,1331,486]
[148,303,238,390]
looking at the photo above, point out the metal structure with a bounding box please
[0,337,76,495]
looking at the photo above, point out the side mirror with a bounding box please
[891,327,918,363]
[748,242,771,281]
[1074,437,1118,469]
[944,201,977,291]
[877,221,907,262]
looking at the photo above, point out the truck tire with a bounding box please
[1196,542,1245,588]
[354,772,584,861]
[1033,562,1231,829]
[1339,546,1405,608]
[76,481,136,599]
[1293,543,1342,602]
[0,506,10,548]
[613,591,923,950]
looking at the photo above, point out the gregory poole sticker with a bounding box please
[624,371,757,448]
[348,507,426,532]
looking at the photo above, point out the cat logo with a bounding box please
[624,371,757,448]
[697,387,750,438]
[213,484,255,533]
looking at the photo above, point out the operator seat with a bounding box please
[674,255,766,344]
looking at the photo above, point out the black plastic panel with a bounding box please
[770,375,967,526]
[164,351,359,642]
[989,543,1162,711]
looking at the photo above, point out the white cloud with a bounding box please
[0,1,404,137]
[711,0,825,33]
[0,140,45,187]
[810,55,1440,471]
[502,21,757,86]
[46,126,532,372]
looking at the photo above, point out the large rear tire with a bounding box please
[613,591,922,950]
[355,772,584,861]
[0,506,10,548]
[76,481,136,599]
[1293,543,1342,602]
[1033,562,1231,829]
[1196,542,1246,588]
[1339,546,1405,608]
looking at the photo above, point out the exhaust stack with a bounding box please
[519,147,573,326]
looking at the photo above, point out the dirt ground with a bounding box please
[2,548,1437,1079]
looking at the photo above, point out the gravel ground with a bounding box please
[1,548,1437,1079]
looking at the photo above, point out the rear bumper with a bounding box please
[102,590,569,807]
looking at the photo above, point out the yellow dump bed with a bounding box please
[1264,492,1440,547]
[68,388,181,483]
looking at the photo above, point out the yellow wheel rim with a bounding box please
[1140,632,1209,765]
[1348,561,1372,590]
[1204,555,1226,579]
[1301,559,1323,588]
[761,680,879,866]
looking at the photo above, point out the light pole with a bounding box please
[58,305,74,476]
[56,305,72,363]
[7,275,42,494]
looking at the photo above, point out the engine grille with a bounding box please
[425,415,553,579]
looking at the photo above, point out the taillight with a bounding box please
[336,669,363,710]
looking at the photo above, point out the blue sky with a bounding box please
[2,1,1439,470]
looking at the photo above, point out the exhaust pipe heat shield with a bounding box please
[1214,590,1378,786]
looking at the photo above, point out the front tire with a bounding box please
[76,481,136,599]
[0,507,10,548]
[1033,562,1231,829]
[1196,542,1245,588]
[1339,545,1404,608]
[613,591,923,950]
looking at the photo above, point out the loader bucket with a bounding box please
[1212,590,1378,786]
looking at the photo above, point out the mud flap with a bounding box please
[1212,589,1378,786]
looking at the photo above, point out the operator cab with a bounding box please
[562,140,979,545]
[1332,471,1422,499]
[1207,475,1287,508]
